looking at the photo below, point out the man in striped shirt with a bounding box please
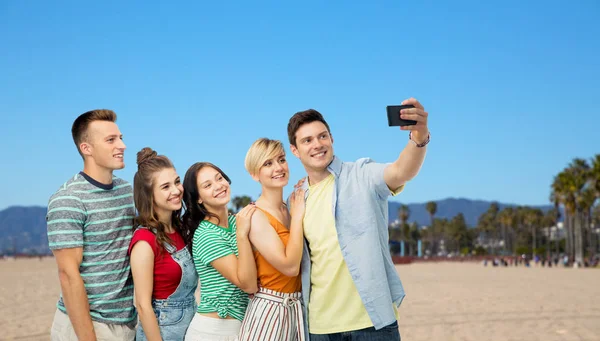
[46,109,136,341]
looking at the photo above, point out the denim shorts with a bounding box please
[136,299,196,341]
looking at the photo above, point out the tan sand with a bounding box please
[0,258,598,340]
[396,262,600,341]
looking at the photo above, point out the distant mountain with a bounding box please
[0,206,49,255]
[0,198,555,254]
[387,197,554,227]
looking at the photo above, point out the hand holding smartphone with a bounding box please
[386,104,416,126]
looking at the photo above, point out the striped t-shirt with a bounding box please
[192,215,249,321]
[46,172,136,327]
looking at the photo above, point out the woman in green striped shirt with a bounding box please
[181,162,258,341]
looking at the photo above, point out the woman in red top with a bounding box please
[129,148,198,341]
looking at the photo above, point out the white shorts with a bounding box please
[185,314,242,341]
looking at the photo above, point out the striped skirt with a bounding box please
[238,288,306,341]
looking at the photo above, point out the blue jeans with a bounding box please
[309,321,400,341]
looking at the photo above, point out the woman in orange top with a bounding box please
[238,138,306,341]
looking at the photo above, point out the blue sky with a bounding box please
[0,1,598,210]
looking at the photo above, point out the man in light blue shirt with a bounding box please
[287,98,430,340]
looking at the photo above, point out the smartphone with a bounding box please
[386,104,416,126]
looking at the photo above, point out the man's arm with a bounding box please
[47,193,95,340]
[53,247,97,341]
[384,97,430,190]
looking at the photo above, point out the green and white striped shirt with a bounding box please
[192,215,249,321]
[46,172,136,326]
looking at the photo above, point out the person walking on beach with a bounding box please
[129,148,198,340]
[238,138,306,341]
[46,109,136,340]
[287,98,430,340]
[181,162,257,341]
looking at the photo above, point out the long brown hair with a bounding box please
[181,162,231,250]
[133,147,182,255]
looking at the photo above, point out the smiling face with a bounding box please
[290,121,334,173]
[245,138,290,190]
[254,153,290,189]
[81,120,126,171]
[152,167,183,222]
[196,166,231,211]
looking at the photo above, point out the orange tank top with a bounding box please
[253,207,302,293]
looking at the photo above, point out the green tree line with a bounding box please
[388,154,600,262]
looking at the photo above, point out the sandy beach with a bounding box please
[1,258,598,341]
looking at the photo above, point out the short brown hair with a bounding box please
[71,109,117,158]
[287,109,331,146]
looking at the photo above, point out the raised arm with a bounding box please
[249,189,305,277]
[208,205,258,293]
[384,97,430,190]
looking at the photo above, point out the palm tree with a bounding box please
[549,189,562,259]
[570,159,591,265]
[498,207,515,254]
[593,204,600,255]
[399,205,410,255]
[552,159,590,265]
[435,218,449,256]
[524,208,543,257]
[589,154,600,255]
[410,223,422,255]
[478,203,500,254]
[513,206,528,255]
[231,195,253,213]
[591,154,600,196]
[580,187,596,258]
[399,205,410,227]
[593,205,600,225]
[426,201,437,254]
[543,206,560,260]
[449,213,468,253]
[552,171,577,261]
[388,219,403,254]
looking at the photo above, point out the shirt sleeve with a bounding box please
[360,158,405,200]
[192,229,234,266]
[46,194,86,250]
[128,229,159,256]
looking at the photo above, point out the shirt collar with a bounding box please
[300,155,342,193]
[327,155,342,177]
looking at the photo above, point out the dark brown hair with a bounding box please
[287,109,331,146]
[181,162,232,250]
[71,109,117,158]
[133,147,182,255]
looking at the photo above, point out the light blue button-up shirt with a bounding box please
[299,155,406,336]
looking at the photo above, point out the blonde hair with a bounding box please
[245,138,286,176]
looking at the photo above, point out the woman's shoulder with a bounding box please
[194,221,220,239]
[133,227,157,240]
[129,227,158,255]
